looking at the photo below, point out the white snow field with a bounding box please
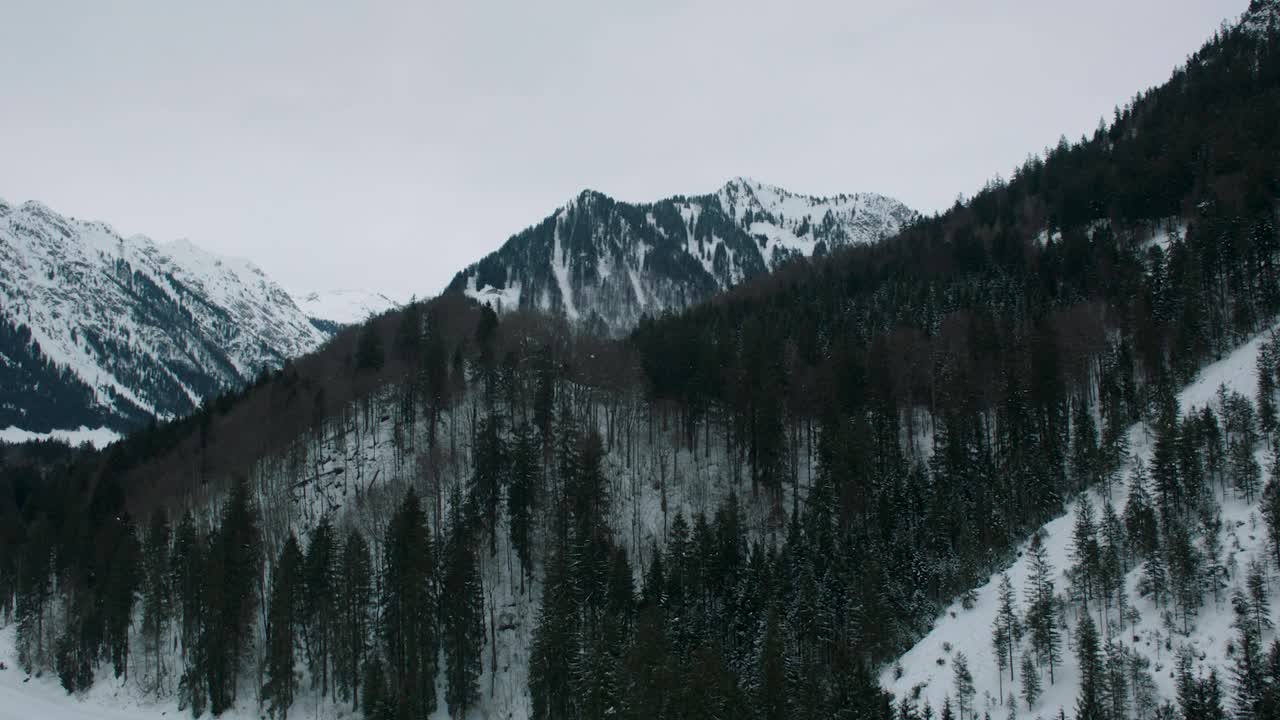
[291,289,400,327]
[883,323,1280,719]
[0,426,119,449]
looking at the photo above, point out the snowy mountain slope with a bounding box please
[0,198,329,432]
[882,323,1280,719]
[448,178,918,334]
[292,288,400,327]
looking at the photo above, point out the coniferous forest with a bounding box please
[7,5,1280,720]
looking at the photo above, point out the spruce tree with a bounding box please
[992,573,1020,699]
[1264,474,1280,569]
[1102,641,1129,720]
[381,487,438,718]
[1070,497,1100,605]
[361,655,391,720]
[1247,558,1272,640]
[1232,592,1264,720]
[1152,410,1183,521]
[1124,459,1160,557]
[442,487,485,718]
[171,511,207,715]
[470,413,506,555]
[953,652,975,720]
[336,528,372,711]
[1074,611,1104,720]
[1257,340,1276,439]
[1020,653,1040,710]
[508,421,539,587]
[304,515,338,698]
[141,509,172,697]
[1072,398,1100,492]
[530,548,578,720]
[1231,437,1262,503]
[1024,533,1060,684]
[1165,518,1202,634]
[205,475,262,714]
[264,535,304,720]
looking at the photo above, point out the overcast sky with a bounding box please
[0,0,1244,301]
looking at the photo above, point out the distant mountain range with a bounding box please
[0,179,910,435]
[447,177,918,335]
[0,198,335,433]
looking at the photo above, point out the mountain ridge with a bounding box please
[447,177,918,334]
[0,198,330,433]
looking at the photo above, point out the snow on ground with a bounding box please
[0,426,119,449]
[883,322,1280,719]
[461,276,522,315]
[551,215,580,321]
[0,626,364,720]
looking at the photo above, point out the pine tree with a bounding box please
[1142,547,1169,608]
[264,535,304,719]
[443,486,485,718]
[355,322,385,372]
[1072,398,1100,492]
[1204,669,1227,720]
[304,515,338,698]
[1020,653,1040,710]
[1264,474,1280,569]
[508,421,540,587]
[171,511,207,715]
[1024,533,1060,684]
[102,515,142,681]
[758,607,788,720]
[1152,409,1182,521]
[141,509,172,697]
[1165,518,1202,634]
[1129,650,1158,720]
[1232,593,1264,720]
[205,474,262,714]
[992,573,1020,699]
[336,528,372,711]
[1075,611,1105,720]
[1202,406,1226,493]
[1231,437,1262,503]
[381,487,438,718]
[1071,496,1100,605]
[1102,641,1129,720]
[361,655,391,720]
[530,548,578,720]
[1247,558,1272,640]
[470,413,506,555]
[953,652,975,720]
[1257,340,1277,439]
[1124,459,1160,557]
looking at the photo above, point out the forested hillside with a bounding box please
[3,3,1280,720]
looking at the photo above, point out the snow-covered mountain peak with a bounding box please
[291,288,400,327]
[0,199,330,432]
[449,179,917,334]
